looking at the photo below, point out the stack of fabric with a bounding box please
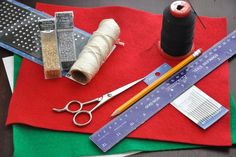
[6,2,236,157]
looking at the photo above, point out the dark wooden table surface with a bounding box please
[1,0,236,157]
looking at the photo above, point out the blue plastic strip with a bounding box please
[144,63,171,85]
[1,0,91,76]
[0,42,43,65]
[90,30,236,152]
[8,0,91,37]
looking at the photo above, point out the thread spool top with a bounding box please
[170,0,191,18]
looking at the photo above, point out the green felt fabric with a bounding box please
[12,55,236,156]
[13,125,201,157]
[13,55,22,87]
[231,92,236,144]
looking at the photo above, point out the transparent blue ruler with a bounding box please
[90,30,236,152]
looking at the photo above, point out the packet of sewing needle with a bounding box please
[39,19,62,79]
[55,11,77,71]
[171,86,228,129]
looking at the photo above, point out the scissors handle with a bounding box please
[73,110,93,126]
[53,100,83,113]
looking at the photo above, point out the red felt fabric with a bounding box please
[6,3,231,146]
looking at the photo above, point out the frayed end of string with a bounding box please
[116,39,125,46]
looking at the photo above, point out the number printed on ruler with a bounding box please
[90,30,236,152]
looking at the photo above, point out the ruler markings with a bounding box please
[90,31,236,152]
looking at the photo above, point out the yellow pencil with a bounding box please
[111,49,202,117]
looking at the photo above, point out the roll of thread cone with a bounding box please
[160,0,196,57]
[70,19,121,85]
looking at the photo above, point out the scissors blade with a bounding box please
[89,78,144,111]
[107,78,144,98]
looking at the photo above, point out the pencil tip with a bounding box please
[111,110,120,117]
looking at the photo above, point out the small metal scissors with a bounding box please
[53,78,144,127]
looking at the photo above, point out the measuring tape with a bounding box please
[90,30,236,152]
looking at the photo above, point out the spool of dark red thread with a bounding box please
[160,0,196,58]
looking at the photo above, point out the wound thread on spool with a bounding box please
[160,0,196,57]
[69,19,121,85]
